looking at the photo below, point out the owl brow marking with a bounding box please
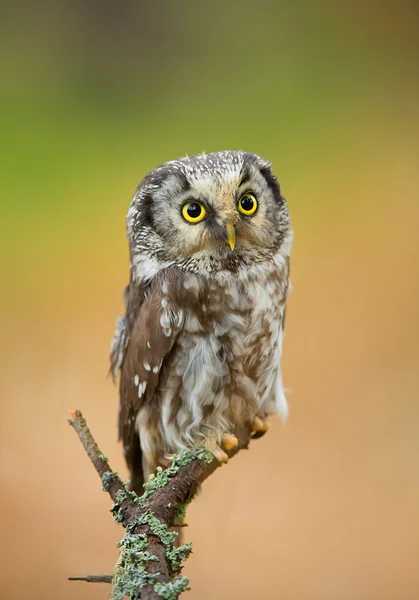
[237,164,251,189]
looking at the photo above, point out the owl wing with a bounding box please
[111,271,184,491]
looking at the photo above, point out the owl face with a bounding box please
[128,151,290,273]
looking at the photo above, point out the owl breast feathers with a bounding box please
[110,150,292,493]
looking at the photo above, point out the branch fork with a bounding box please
[68,410,251,599]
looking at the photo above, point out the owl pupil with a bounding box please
[187,203,201,218]
[241,196,254,211]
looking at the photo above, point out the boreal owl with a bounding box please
[110,150,292,494]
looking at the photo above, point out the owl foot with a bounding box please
[202,438,228,464]
[251,416,269,439]
[221,433,239,452]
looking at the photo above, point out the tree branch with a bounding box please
[68,410,251,600]
[69,575,113,584]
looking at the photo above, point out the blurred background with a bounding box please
[1,1,418,598]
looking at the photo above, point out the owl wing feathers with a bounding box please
[110,282,143,379]
[114,272,184,491]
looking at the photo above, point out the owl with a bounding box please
[110,150,292,494]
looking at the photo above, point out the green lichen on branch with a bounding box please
[110,447,212,595]
[115,488,127,503]
[176,503,188,523]
[101,471,114,492]
[177,489,199,523]
[142,447,214,499]
[111,487,143,522]
[154,577,190,599]
[174,446,214,466]
[166,542,192,572]
[112,532,159,600]
[101,445,215,597]
[137,510,192,571]
[101,469,126,493]
[111,510,192,598]
[111,504,125,523]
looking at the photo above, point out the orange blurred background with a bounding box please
[1,2,418,599]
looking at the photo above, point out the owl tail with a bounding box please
[130,470,145,496]
[129,437,163,497]
[128,435,145,496]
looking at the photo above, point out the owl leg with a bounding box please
[202,437,228,464]
[251,415,269,439]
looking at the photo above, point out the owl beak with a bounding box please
[225,223,236,251]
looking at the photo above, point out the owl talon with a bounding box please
[251,416,269,439]
[202,438,228,464]
[221,433,239,452]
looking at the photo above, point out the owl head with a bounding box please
[127,151,291,276]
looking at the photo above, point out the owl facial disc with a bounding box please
[127,150,291,269]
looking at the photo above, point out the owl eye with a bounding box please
[181,201,207,223]
[237,193,258,216]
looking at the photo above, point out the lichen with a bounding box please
[108,447,212,598]
[112,509,191,598]
[111,505,125,523]
[101,471,114,491]
[142,447,214,500]
[166,542,193,572]
[137,510,192,571]
[176,489,199,523]
[111,532,159,600]
[111,490,144,524]
[101,469,129,493]
[138,510,177,549]
[176,503,188,523]
[154,576,190,599]
[176,446,214,466]
[99,453,108,462]
[115,489,126,503]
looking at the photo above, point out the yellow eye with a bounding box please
[237,193,258,216]
[181,201,207,223]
